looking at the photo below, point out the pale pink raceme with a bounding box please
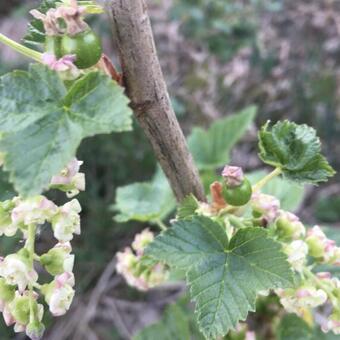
[51,199,81,242]
[116,231,169,291]
[283,240,308,273]
[42,53,80,80]
[251,193,280,223]
[222,165,244,187]
[0,255,38,292]
[50,159,85,198]
[132,229,154,256]
[306,226,340,264]
[11,196,57,226]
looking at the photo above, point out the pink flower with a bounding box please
[50,159,85,198]
[11,196,57,226]
[132,229,154,256]
[251,193,280,223]
[42,53,80,80]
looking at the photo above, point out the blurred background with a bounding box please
[0,0,339,339]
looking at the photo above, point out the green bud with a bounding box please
[40,247,74,276]
[26,320,45,340]
[0,278,16,303]
[10,295,31,325]
[306,236,324,258]
[17,248,31,262]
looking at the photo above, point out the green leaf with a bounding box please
[133,304,191,340]
[277,314,314,340]
[177,194,199,220]
[247,170,305,211]
[188,106,256,170]
[23,0,59,48]
[114,168,176,223]
[146,217,293,339]
[0,64,133,196]
[258,120,335,184]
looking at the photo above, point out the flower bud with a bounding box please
[26,320,45,340]
[0,278,16,304]
[275,210,305,240]
[132,229,154,256]
[283,240,308,273]
[51,199,81,242]
[0,253,38,292]
[50,159,85,197]
[251,193,280,223]
[40,242,74,276]
[9,294,30,325]
[278,286,327,316]
[42,277,75,316]
[306,226,340,263]
[322,311,340,334]
[0,200,17,237]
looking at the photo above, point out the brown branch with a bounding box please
[108,0,206,202]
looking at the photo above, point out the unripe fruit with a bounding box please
[222,178,252,206]
[60,29,102,69]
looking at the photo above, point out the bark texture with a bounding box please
[109,0,206,202]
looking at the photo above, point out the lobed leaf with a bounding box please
[176,194,199,220]
[146,216,293,339]
[0,64,133,196]
[188,106,256,170]
[258,120,335,184]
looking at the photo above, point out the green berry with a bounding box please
[60,29,102,69]
[222,178,252,206]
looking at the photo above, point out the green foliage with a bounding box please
[0,64,133,196]
[146,216,293,339]
[170,0,281,61]
[114,168,176,223]
[278,314,314,340]
[258,120,336,184]
[133,304,191,340]
[188,106,256,170]
[176,194,199,220]
[315,195,340,223]
[247,170,305,211]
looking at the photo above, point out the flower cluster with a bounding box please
[116,229,169,291]
[0,158,84,339]
[249,177,340,335]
